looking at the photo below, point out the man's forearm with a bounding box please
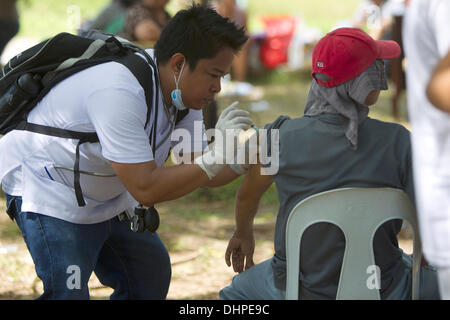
[142,164,211,205]
[203,165,241,188]
[111,160,211,207]
[234,193,260,236]
[154,164,241,202]
[233,165,273,235]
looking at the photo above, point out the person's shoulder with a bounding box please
[264,115,313,131]
[264,115,290,130]
[365,117,409,130]
[364,117,411,140]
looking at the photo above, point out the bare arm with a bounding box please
[204,165,241,187]
[427,50,450,113]
[177,151,241,188]
[111,160,211,207]
[234,164,273,233]
[225,163,273,272]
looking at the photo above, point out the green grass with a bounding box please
[246,0,361,34]
[16,0,362,39]
[0,190,22,240]
[17,0,110,39]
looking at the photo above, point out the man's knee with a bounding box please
[219,279,247,300]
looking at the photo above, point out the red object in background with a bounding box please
[259,15,297,69]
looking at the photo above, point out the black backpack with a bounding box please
[0,31,188,207]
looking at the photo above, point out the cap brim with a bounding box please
[376,40,401,59]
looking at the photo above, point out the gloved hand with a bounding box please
[195,101,254,179]
[229,126,259,175]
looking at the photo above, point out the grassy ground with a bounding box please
[16,0,362,39]
[0,0,412,300]
[246,0,361,33]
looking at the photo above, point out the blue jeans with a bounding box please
[220,259,285,300]
[220,255,440,300]
[5,194,171,300]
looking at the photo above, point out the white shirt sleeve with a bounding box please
[85,86,154,164]
[431,0,450,57]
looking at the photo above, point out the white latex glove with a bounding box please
[229,126,259,175]
[195,102,254,179]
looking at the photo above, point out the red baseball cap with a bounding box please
[312,27,401,88]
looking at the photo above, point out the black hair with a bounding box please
[155,4,248,70]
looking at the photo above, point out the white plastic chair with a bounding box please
[285,187,421,300]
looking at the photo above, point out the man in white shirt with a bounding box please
[403,0,450,299]
[0,5,252,299]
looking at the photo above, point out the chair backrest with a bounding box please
[285,187,421,300]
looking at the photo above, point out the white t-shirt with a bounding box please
[403,0,450,268]
[0,49,207,224]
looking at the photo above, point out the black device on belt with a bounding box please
[130,205,160,233]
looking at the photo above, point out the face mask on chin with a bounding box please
[171,59,187,111]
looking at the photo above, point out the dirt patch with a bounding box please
[0,199,413,300]
[0,199,276,300]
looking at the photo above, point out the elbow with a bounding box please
[131,188,156,207]
[138,198,155,208]
[427,80,450,113]
[128,176,158,207]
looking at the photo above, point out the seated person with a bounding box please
[122,0,171,43]
[220,27,440,300]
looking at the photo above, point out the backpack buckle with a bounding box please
[105,37,123,55]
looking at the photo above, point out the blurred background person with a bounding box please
[212,0,249,82]
[80,0,138,35]
[0,0,19,63]
[122,0,171,43]
[403,0,450,299]
[352,0,394,40]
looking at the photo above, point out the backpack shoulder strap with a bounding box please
[15,121,99,207]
